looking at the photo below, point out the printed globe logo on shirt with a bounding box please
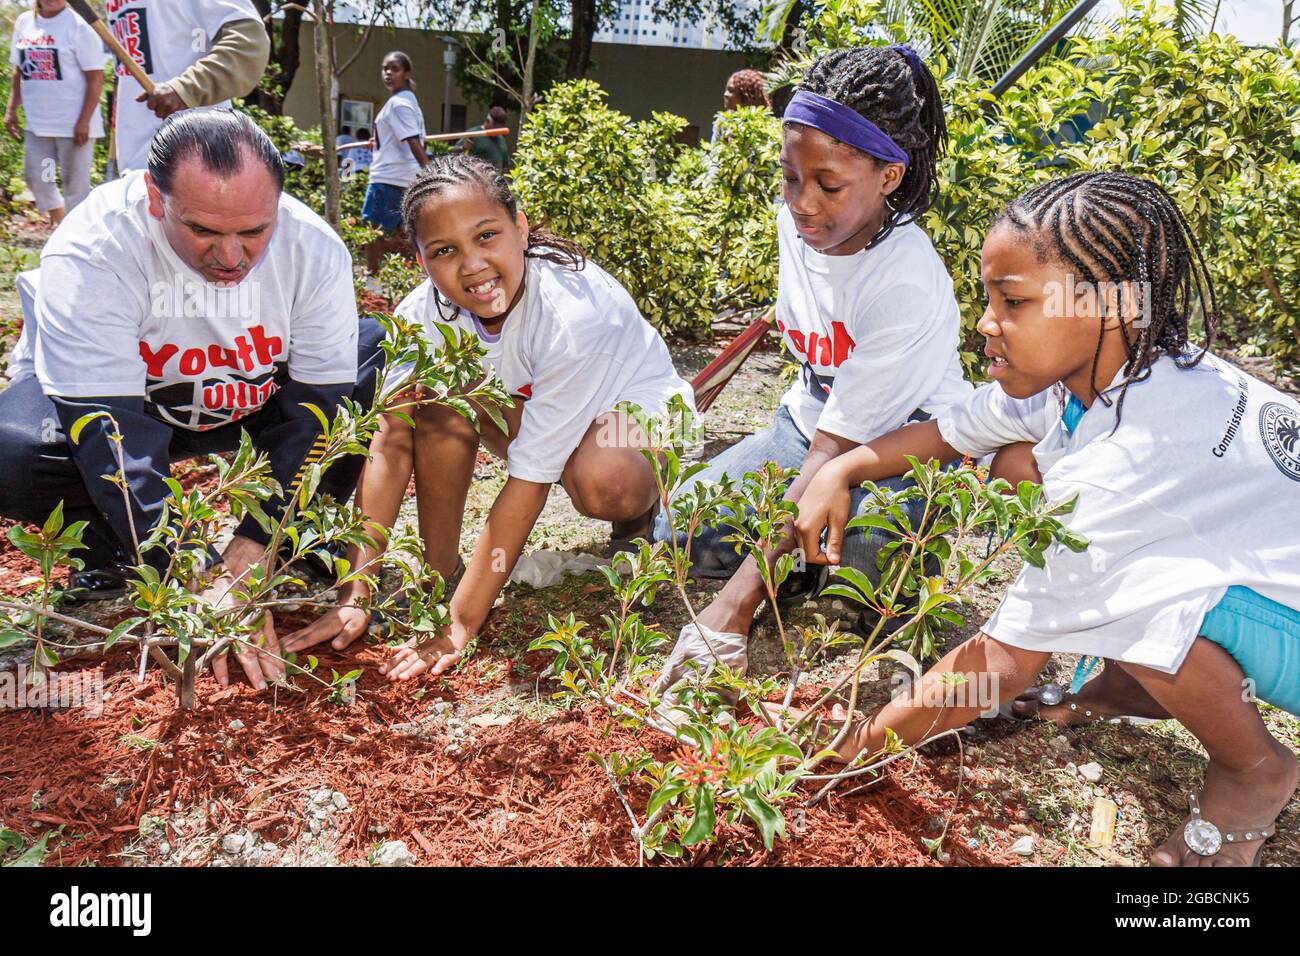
[1259,401,1300,482]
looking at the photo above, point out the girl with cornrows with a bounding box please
[285,154,693,678]
[790,171,1300,867]
[654,45,972,688]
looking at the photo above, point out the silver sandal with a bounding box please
[1181,792,1277,864]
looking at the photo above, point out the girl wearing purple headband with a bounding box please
[653,45,974,690]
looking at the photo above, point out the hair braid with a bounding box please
[400,153,585,273]
[795,45,948,248]
[994,171,1219,423]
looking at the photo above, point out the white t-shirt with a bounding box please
[107,0,259,172]
[394,255,694,484]
[8,9,107,139]
[31,171,358,431]
[774,203,972,444]
[368,90,425,188]
[938,353,1300,673]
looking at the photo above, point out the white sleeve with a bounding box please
[34,255,149,397]
[937,383,1051,457]
[507,342,630,485]
[190,0,262,40]
[287,236,359,385]
[981,479,1209,673]
[816,283,959,445]
[386,98,423,141]
[75,20,108,72]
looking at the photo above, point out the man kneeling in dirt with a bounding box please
[0,109,384,690]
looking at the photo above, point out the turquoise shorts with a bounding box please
[1202,586,1300,716]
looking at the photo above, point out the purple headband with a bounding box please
[784,44,927,166]
[784,90,909,166]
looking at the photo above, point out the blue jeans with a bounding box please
[651,405,938,580]
[362,181,405,231]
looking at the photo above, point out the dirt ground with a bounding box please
[1,209,1298,868]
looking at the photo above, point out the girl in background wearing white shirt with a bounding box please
[285,154,693,680]
[791,172,1300,866]
[4,0,105,224]
[361,51,429,273]
[654,45,972,690]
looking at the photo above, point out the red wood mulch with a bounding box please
[0,609,1016,867]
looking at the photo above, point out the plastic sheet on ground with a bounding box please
[508,549,610,589]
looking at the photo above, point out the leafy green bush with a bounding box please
[511,81,717,333]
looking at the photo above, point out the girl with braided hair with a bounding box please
[790,171,1300,866]
[653,44,972,690]
[284,153,693,679]
[722,69,771,112]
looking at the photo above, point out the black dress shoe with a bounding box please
[774,564,829,608]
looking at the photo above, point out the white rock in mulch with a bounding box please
[373,840,417,867]
[228,719,245,731]
[1049,735,1072,752]
[430,701,453,717]
[1078,762,1104,784]
[1064,762,1077,777]
[331,791,349,811]
[469,712,514,729]
[221,833,247,856]
[1012,835,1036,857]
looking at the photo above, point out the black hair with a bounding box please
[147,109,284,195]
[794,45,948,248]
[400,153,586,275]
[994,171,1219,421]
[384,50,415,90]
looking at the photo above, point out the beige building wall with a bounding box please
[282,22,751,146]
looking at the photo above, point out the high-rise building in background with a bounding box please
[594,0,745,49]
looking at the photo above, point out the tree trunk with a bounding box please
[565,0,598,79]
[248,0,302,114]
[312,0,340,230]
[1286,1,1296,46]
[778,0,805,54]
[521,0,542,120]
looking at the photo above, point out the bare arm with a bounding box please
[794,420,959,564]
[704,428,859,626]
[73,68,104,145]
[5,67,21,139]
[404,135,430,167]
[448,475,549,637]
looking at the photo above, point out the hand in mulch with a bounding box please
[211,607,285,690]
[283,604,371,654]
[379,624,467,682]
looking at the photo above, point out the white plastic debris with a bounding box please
[374,840,417,867]
[1012,835,1036,857]
[508,549,608,589]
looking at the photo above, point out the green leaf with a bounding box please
[681,785,716,846]
[738,786,784,850]
[4,829,54,867]
[69,411,110,446]
[103,616,145,652]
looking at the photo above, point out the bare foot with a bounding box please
[1014,665,1170,727]
[1151,739,1298,867]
